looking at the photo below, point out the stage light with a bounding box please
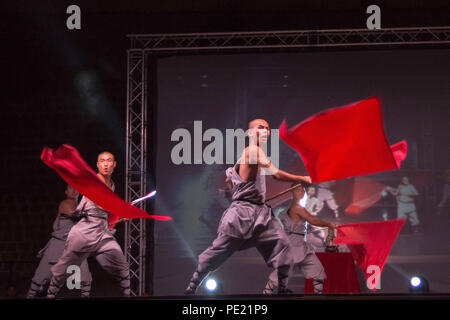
[205,279,217,291]
[409,276,429,293]
[410,276,421,287]
[200,278,224,295]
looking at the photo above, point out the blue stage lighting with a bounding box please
[409,275,429,293]
[205,278,217,292]
[410,276,421,287]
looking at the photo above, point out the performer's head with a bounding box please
[97,151,116,177]
[307,186,316,197]
[65,185,79,200]
[290,182,306,200]
[248,118,270,145]
[401,176,409,185]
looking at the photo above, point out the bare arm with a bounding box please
[290,203,336,229]
[386,186,399,196]
[245,145,311,184]
[272,169,311,184]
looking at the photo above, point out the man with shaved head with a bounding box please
[46,151,131,298]
[185,119,311,294]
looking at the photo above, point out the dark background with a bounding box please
[0,1,449,297]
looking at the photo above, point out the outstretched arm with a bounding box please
[272,169,311,185]
[245,145,311,185]
[290,203,336,229]
[386,186,399,196]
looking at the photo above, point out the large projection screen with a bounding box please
[153,49,450,295]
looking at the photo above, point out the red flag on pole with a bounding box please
[41,144,171,222]
[279,97,407,183]
[334,219,405,290]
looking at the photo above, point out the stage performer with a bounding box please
[185,119,311,294]
[315,181,341,220]
[304,186,326,246]
[47,152,130,298]
[387,176,420,233]
[26,185,92,298]
[263,184,336,294]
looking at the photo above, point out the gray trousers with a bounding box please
[27,255,91,298]
[264,251,326,294]
[188,219,293,293]
[47,238,130,298]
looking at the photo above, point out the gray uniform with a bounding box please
[26,214,92,298]
[316,181,339,218]
[263,210,326,294]
[396,183,419,226]
[47,183,130,298]
[185,163,293,294]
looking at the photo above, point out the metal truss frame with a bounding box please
[125,26,450,295]
[125,50,148,296]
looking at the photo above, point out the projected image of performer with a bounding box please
[387,176,420,234]
[185,119,311,294]
[46,152,130,298]
[26,185,92,298]
[315,181,341,220]
[263,184,337,294]
[304,186,327,246]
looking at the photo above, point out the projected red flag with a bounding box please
[345,177,387,215]
[390,140,407,168]
[41,144,171,222]
[279,97,407,183]
[334,219,405,290]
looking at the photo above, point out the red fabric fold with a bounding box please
[390,140,407,168]
[334,219,405,290]
[279,97,407,183]
[304,252,360,293]
[41,144,171,222]
[345,177,386,215]
[107,214,122,229]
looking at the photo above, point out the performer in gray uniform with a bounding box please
[185,119,312,294]
[47,152,130,298]
[387,176,420,233]
[26,185,92,298]
[263,184,337,294]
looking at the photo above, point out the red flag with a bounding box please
[334,219,405,290]
[107,214,122,229]
[345,177,386,215]
[390,140,407,168]
[41,144,171,222]
[279,97,407,183]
